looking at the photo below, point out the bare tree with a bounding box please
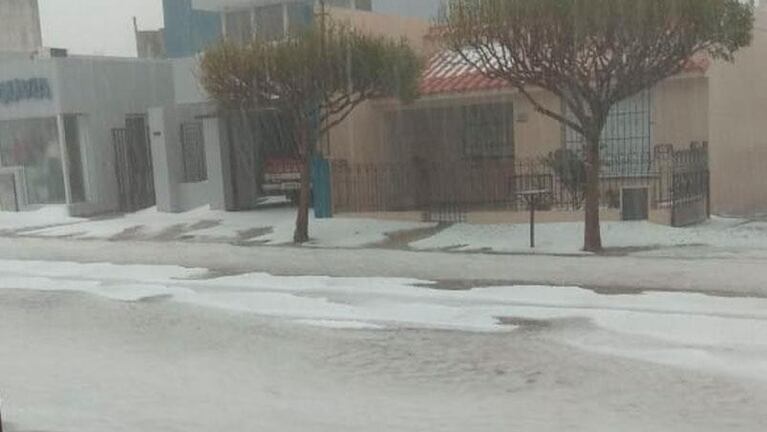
[442,0,754,251]
[200,21,421,243]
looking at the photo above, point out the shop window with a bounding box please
[462,103,514,159]
[181,122,207,183]
[0,117,66,204]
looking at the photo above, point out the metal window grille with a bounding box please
[462,103,514,159]
[564,90,652,175]
[181,122,207,183]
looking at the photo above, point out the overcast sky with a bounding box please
[38,0,441,57]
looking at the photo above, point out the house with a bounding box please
[146,0,433,213]
[321,2,767,225]
[0,50,175,215]
[0,0,177,215]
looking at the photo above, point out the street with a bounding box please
[0,248,766,431]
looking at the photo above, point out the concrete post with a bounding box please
[203,115,234,210]
[56,114,73,205]
[148,106,182,212]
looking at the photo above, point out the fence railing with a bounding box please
[330,143,709,225]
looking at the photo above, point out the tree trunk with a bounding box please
[583,136,603,252]
[241,109,263,195]
[293,126,312,244]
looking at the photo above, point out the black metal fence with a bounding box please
[331,143,709,226]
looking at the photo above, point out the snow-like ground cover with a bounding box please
[12,206,433,247]
[0,259,765,382]
[0,206,82,233]
[7,206,767,255]
[411,216,767,254]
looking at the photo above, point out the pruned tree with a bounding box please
[200,21,421,243]
[442,0,754,251]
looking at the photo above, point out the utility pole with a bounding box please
[319,0,327,52]
[317,0,329,155]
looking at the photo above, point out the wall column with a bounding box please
[148,106,182,212]
[203,115,235,210]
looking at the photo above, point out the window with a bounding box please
[325,0,353,8]
[462,103,514,159]
[181,122,207,183]
[255,5,285,41]
[0,117,66,204]
[287,3,313,35]
[564,90,652,174]
[224,10,253,44]
[354,0,373,11]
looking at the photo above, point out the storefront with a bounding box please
[0,52,174,215]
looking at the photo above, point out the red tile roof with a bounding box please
[419,51,508,96]
[419,51,711,97]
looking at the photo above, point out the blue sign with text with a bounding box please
[0,78,52,105]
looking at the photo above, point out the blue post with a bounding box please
[312,156,332,218]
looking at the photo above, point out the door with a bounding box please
[113,115,156,212]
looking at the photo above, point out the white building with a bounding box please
[0,51,174,215]
[0,0,42,52]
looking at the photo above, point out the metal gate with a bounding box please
[112,115,156,212]
[671,144,710,227]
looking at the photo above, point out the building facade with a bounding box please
[158,0,373,59]
[0,52,175,215]
[147,0,432,213]
[0,0,42,52]
[323,4,767,222]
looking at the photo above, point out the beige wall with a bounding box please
[513,91,563,159]
[328,7,432,54]
[706,4,767,216]
[652,76,709,150]
[336,89,562,165]
[336,75,719,168]
[321,7,432,164]
[325,100,392,163]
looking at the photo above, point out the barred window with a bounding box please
[564,90,651,174]
[462,103,514,159]
[180,122,207,183]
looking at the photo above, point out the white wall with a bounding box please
[0,56,58,120]
[173,57,210,105]
[53,57,175,214]
[0,55,175,214]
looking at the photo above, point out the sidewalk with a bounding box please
[6,206,767,262]
[6,206,767,257]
